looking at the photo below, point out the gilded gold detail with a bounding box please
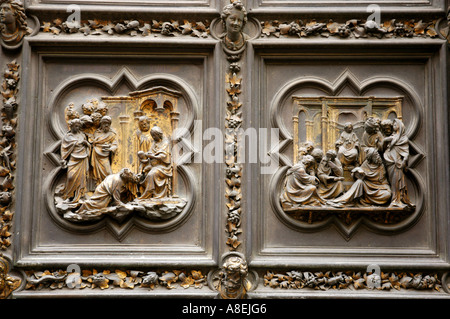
[54,87,187,223]
[282,96,415,224]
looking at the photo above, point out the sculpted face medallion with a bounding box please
[0,0,28,48]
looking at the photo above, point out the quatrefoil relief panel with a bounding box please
[268,70,426,240]
[43,68,199,240]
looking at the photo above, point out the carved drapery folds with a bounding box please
[53,87,188,225]
[0,0,447,300]
[280,96,416,225]
[268,69,428,240]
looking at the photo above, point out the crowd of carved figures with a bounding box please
[56,99,184,222]
[281,116,415,212]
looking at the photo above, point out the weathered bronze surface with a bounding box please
[0,254,20,298]
[264,269,442,291]
[0,0,448,301]
[223,1,248,252]
[260,18,441,39]
[25,267,205,290]
[54,88,187,224]
[280,97,415,225]
[0,0,28,49]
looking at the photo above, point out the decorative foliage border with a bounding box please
[264,269,445,292]
[25,268,206,291]
[0,2,449,299]
[40,19,211,38]
[0,60,19,251]
[224,58,244,251]
[0,60,20,299]
[259,18,442,39]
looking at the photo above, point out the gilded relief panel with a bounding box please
[16,51,215,266]
[253,54,439,266]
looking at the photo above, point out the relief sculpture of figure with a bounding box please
[91,116,118,185]
[73,168,136,220]
[360,117,383,163]
[216,254,252,299]
[221,1,248,52]
[134,115,152,168]
[317,150,345,199]
[54,95,188,224]
[382,119,415,208]
[380,119,394,139]
[310,148,324,176]
[0,0,28,48]
[58,119,90,203]
[280,154,325,208]
[138,126,173,199]
[335,122,360,169]
[330,147,391,207]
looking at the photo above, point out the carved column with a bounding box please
[119,114,130,168]
[321,98,328,151]
[292,114,299,163]
[170,110,180,196]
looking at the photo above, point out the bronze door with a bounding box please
[0,0,449,300]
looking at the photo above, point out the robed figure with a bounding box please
[382,119,414,208]
[59,119,90,203]
[135,116,152,153]
[77,168,135,214]
[91,116,118,185]
[360,117,383,163]
[330,147,391,207]
[138,126,173,199]
[317,150,345,199]
[280,155,325,208]
[335,122,360,168]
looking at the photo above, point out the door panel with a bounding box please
[0,0,449,300]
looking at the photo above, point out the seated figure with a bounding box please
[280,155,325,208]
[310,148,324,177]
[317,150,345,199]
[138,126,173,199]
[330,147,391,207]
[335,122,360,169]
